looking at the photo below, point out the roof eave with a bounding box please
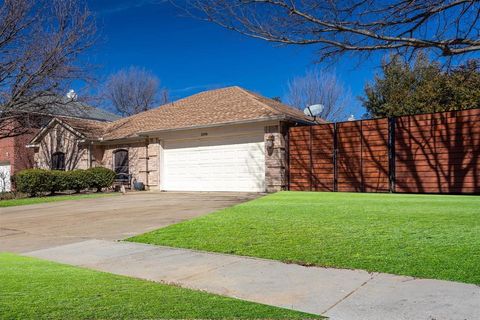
[135,116,288,137]
[282,115,316,125]
[99,115,313,142]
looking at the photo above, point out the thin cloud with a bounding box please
[171,83,231,94]
[96,0,168,15]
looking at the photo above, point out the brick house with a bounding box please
[0,98,118,192]
[0,124,37,192]
[29,87,313,192]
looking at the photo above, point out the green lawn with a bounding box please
[0,253,316,319]
[0,193,118,207]
[130,192,480,285]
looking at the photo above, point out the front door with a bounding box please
[114,150,129,175]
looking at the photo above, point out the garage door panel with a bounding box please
[163,135,265,192]
[167,167,263,175]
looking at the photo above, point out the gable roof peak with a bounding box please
[29,116,108,145]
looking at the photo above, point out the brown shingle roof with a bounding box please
[58,117,108,139]
[102,86,312,140]
[29,116,109,145]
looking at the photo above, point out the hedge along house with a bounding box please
[28,87,313,192]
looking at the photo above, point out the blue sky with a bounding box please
[87,0,382,118]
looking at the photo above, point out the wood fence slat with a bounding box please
[288,108,480,194]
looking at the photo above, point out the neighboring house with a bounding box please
[0,95,119,192]
[29,87,313,192]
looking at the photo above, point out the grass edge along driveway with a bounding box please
[0,192,118,208]
[0,253,318,319]
[129,191,480,285]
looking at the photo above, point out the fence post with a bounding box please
[333,123,338,192]
[360,120,365,192]
[388,117,396,193]
[286,127,290,191]
[309,126,313,191]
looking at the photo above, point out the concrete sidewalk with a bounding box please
[25,239,480,320]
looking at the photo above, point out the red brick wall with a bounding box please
[0,131,37,175]
[0,136,15,168]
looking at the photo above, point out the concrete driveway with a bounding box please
[0,192,260,253]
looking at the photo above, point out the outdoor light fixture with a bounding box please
[266,135,275,155]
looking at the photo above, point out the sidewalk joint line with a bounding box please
[321,272,377,314]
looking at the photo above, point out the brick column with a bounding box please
[265,132,287,192]
[146,139,160,190]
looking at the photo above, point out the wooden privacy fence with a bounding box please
[288,108,480,194]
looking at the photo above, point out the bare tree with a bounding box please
[285,69,350,122]
[104,67,168,116]
[39,125,84,171]
[188,0,480,62]
[0,0,96,138]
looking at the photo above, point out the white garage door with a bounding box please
[0,164,11,192]
[163,134,265,192]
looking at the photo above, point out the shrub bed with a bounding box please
[85,167,116,192]
[68,170,90,193]
[14,169,53,196]
[13,168,116,196]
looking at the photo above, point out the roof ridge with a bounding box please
[234,86,306,116]
[105,86,245,129]
[105,87,226,126]
[56,115,110,123]
[233,87,285,115]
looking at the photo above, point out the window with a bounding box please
[51,152,65,170]
[114,149,129,174]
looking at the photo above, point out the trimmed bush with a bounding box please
[68,170,90,193]
[50,170,71,195]
[86,167,116,192]
[13,167,116,196]
[14,169,53,196]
